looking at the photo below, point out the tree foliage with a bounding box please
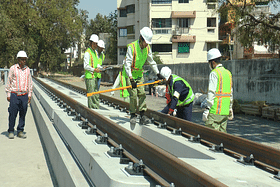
[85,11,118,64]
[219,0,280,52]
[0,0,84,71]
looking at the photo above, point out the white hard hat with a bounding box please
[98,40,105,48]
[207,48,222,61]
[89,34,99,43]
[160,66,172,80]
[140,27,153,44]
[16,51,28,58]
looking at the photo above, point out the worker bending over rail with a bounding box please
[123,27,165,125]
[160,66,194,121]
[202,48,234,132]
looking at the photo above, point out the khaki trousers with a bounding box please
[205,113,228,133]
[85,78,99,109]
[126,76,147,114]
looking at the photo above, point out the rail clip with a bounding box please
[107,144,123,157]
[95,133,108,144]
[125,160,146,176]
[209,143,224,153]
[237,154,255,165]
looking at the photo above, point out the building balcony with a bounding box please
[152,28,172,34]
[172,35,196,43]
[206,0,218,3]
[171,11,196,18]
[172,27,189,35]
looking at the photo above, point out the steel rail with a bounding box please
[35,77,227,187]
[48,77,280,173]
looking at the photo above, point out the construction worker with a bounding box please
[123,27,164,125]
[84,34,101,109]
[110,59,130,102]
[160,66,194,121]
[96,40,105,90]
[202,48,233,132]
[6,51,33,139]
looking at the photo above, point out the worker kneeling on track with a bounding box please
[123,27,164,125]
[160,66,194,121]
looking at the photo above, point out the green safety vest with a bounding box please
[170,74,194,106]
[123,40,150,79]
[84,48,98,79]
[96,52,105,78]
[119,71,129,98]
[209,66,232,115]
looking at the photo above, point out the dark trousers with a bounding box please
[8,93,28,133]
[161,102,193,121]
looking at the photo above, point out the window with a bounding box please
[207,18,216,27]
[120,9,127,17]
[207,4,216,9]
[152,0,171,4]
[152,44,172,52]
[119,48,127,56]
[127,25,135,34]
[179,18,189,28]
[119,29,127,37]
[207,43,216,51]
[126,4,135,14]
[178,43,190,53]
[152,18,172,28]
[179,0,189,3]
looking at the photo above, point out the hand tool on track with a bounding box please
[87,80,161,97]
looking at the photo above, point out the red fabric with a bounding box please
[165,86,171,104]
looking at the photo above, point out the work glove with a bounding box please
[157,73,165,80]
[202,109,209,122]
[228,109,234,120]
[110,91,115,96]
[130,79,137,89]
[167,108,174,116]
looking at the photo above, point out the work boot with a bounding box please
[17,131,27,139]
[140,115,150,125]
[130,113,137,125]
[8,132,14,139]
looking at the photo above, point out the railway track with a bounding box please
[33,76,280,187]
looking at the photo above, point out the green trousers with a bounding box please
[85,78,99,109]
[126,76,147,114]
[205,113,228,133]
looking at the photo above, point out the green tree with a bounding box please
[0,0,84,72]
[219,0,280,53]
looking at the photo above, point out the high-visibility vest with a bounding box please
[209,66,232,115]
[119,71,129,98]
[96,52,105,79]
[85,48,98,79]
[123,40,150,79]
[170,74,194,106]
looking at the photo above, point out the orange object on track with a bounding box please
[87,80,161,97]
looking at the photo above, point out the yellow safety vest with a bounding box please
[209,66,232,115]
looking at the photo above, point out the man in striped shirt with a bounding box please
[5,51,33,139]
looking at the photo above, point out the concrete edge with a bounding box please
[31,91,90,187]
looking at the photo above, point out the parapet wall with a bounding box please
[144,59,280,105]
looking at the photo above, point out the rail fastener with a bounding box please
[95,133,108,144]
[189,134,201,143]
[107,144,124,157]
[209,143,224,153]
[237,154,255,166]
[125,159,146,176]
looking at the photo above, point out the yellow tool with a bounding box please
[87,80,161,97]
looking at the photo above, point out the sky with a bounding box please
[77,0,117,20]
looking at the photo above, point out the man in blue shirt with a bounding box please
[160,66,194,121]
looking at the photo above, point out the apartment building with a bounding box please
[117,0,220,64]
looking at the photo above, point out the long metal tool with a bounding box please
[86,80,161,97]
